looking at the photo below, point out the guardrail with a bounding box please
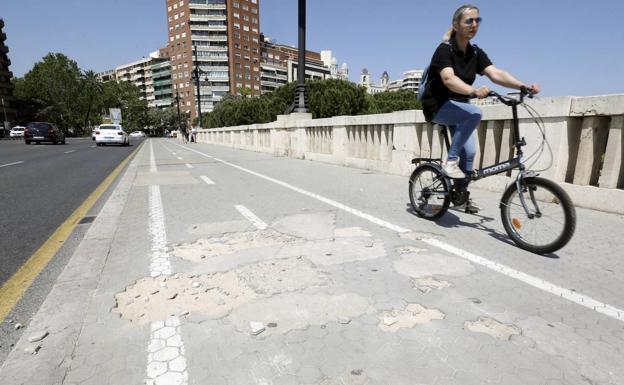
[192,94,624,214]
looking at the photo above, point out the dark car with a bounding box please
[24,122,66,145]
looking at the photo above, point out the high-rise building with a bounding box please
[164,0,262,121]
[0,18,16,130]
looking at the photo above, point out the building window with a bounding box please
[168,6,172,11]
[233,1,239,8]
[251,27,258,33]
[234,23,240,29]
[233,12,239,18]
[174,3,178,9]
[243,25,249,31]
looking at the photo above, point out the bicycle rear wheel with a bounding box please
[500,177,576,254]
[409,164,450,220]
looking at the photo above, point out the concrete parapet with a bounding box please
[194,94,624,213]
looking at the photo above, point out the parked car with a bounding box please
[94,124,129,146]
[10,126,25,138]
[24,122,66,145]
[129,131,146,137]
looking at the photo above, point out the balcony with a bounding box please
[190,15,226,22]
[191,35,227,42]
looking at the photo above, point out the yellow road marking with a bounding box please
[0,142,144,322]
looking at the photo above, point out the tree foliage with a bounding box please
[12,52,151,135]
[366,90,422,114]
[198,79,422,129]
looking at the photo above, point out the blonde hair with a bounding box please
[442,4,480,41]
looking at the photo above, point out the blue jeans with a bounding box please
[432,100,482,174]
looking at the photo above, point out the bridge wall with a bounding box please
[193,95,624,214]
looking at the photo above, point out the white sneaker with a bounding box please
[442,159,466,179]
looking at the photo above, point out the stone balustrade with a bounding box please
[192,95,624,214]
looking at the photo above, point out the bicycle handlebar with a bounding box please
[486,87,533,106]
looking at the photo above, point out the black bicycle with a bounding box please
[408,88,576,254]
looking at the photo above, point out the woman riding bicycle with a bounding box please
[421,4,540,212]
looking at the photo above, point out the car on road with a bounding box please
[94,124,129,146]
[129,131,146,137]
[10,126,25,138]
[24,122,66,145]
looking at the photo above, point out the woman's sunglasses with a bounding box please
[463,17,483,25]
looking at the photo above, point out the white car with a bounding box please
[94,124,129,146]
[129,131,146,137]
[10,126,25,138]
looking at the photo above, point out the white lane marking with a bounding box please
[235,205,267,230]
[90,145,96,148]
[171,143,409,233]
[148,185,172,277]
[146,146,188,385]
[170,141,624,323]
[0,161,24,168]
[423,238,623,321]
[64,150,75,154]
[177,157,183,160]
[185,163,193,169]
[199,175,215,185]
[149,140,157,173]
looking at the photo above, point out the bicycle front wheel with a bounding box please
[409,164,450,220]
[500,177,576,254]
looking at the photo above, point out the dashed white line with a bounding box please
[170,141,624,323]
[145,142,188,385]
[199,175,215,185]
[185,163,193,169]
[0,161,24,168]
[149,140,157,173]
[235,205,267,230]
[177,156,183,160]
[63,150,75,154]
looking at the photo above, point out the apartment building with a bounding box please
[0,18,16,129]
[164,0,261,120]
[259,35,332,94]
[115,57,153,101]
[98,52,173,110]
[359,69,424,96]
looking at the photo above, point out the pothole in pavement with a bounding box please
[463,316,522,340]
[113,257,329,324]
[377,304,445,332]
[113,272,255,324]
[170,229,297,263]
[411,276,452,293]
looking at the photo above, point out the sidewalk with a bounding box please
[1,139,622,385]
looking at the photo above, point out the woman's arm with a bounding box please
[482,65,540,93]
[440,67,490,98]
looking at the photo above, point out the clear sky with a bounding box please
[2,0,622,97]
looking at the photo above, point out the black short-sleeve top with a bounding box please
[422,38,493,121]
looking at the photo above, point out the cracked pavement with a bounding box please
[1,139,623,385]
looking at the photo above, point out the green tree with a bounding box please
[307,78,369,119]
[367,90,421,114]
[13,53,82,131]
[79,70,103,135]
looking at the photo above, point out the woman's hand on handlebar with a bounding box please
[521,84,540,95]
[471,86,490,99]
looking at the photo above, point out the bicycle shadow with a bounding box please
[405,204,560,259]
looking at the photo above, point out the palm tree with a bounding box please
[81,70,103,135]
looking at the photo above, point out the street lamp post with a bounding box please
[291,0,308,113]
[193,45,203,129]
